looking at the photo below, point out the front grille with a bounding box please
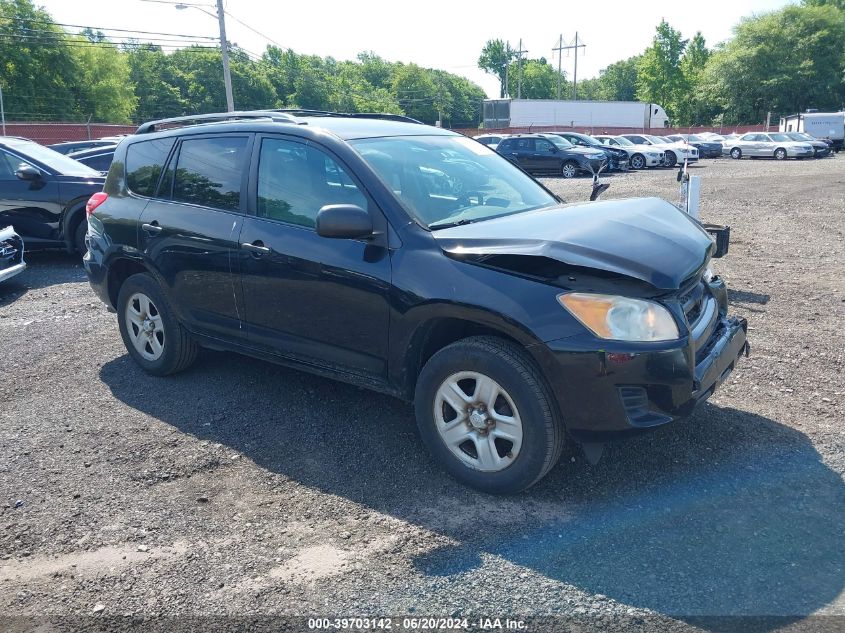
[679,281,706,327]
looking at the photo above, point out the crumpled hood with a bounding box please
[432,197,713,291]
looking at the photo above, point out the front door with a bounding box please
[0,149,62,242]
[237,135,391,379]
[138,134,251,341]
[533,138,560,173]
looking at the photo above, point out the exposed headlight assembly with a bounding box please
[558,293,680,342]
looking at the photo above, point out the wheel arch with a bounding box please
[61,199,89,251]
[104,256,155,310]
[399,313,543,401]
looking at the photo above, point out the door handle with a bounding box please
[241,241,270,256]
[142,222,162,235]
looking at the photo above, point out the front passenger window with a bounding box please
[257,138,366,229]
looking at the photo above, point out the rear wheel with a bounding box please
[730,147,742,160]
[414,336,565,494]
[561,161,579,179]
[630,154,646,170]
[774,148,787,160]
[117,273,198,376]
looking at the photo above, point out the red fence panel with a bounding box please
[3,122,137,144]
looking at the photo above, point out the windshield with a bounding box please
[610,136,634,146]
[768,134,792,142]
[350,135,558,230]
[4,139,101,176]
[644,135,666,144]
[687,134,704,142]
[786,133,811,141]
[548,136,574,149]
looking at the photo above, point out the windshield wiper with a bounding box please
[428,218,476,230]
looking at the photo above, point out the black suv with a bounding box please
[85,110,748,493]
[0,136,105,253]
[496,134,607,178]
[548,132,629,172]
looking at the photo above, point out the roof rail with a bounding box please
[135,110,298,134]
[269,109,423,125]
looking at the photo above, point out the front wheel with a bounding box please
[730,147,742,160]
[774,148,787,160]
[663,151,677,167]
[117,273,198,376]
[414,336,565,494]
[561,161,579,179]
[630,154,646,170]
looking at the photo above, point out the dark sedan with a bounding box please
[668,134,723,158]
[549,131,629,172]
[0,136,105,254]
[783,132,831,158]
[68,144,118,175]
[496,134,607,178]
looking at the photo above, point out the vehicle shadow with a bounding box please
[99,351,845,628]
[728,289,771,305]
[0,250,85,307]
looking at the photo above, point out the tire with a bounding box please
[663,151,677,167]
[414,336,565,494]
[117,273,198,376]
[774,148,787,160]
[630,154,646,170]
[730,147,742,160]
[73,218,87,256]
[561,161,578,179]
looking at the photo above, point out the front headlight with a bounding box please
[558,293,680,342]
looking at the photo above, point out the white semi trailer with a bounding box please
[483,99,670,130]
[779,111,844,150]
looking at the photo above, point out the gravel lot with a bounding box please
[1,156,844,632]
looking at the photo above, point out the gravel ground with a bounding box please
[1,156,844,632]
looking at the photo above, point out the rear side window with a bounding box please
[126,138,175,197]
[256,138,366,228]
[81,153,113,173]
[172,137,248,211]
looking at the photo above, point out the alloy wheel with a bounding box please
[433,371,523,472]
[562,162,577,178]
[631,155,645,170]
[125,292,165,361]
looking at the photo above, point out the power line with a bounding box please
[222,9,282,48]
[0,16,217,40]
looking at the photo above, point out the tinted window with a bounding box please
[0,149,27,179]
[172,137,247,211]
[80,153,113,173]
[126,138,176,197]
[535,139,555,152]
[257,138,366,228]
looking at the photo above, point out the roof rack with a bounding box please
[135,110,298,134]
[269,109,423,125]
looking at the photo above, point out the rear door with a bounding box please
[236,134,391,379]
[138,134,251,341]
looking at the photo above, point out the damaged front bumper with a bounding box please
[534,289,748,443]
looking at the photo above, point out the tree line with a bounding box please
[3,0,844,129]
[0,0,485,126]
[478,0,845,127]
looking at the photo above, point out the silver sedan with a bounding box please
[724,133,815,160]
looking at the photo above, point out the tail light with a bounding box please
[86,192,108,218]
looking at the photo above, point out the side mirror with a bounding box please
[15,164,42,181]
[316,204,373,240]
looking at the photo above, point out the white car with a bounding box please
[723,133,815,160]
[593,135,664,170]
[0,226,26,283]
[473,134,507,150]
[620,134,698,167]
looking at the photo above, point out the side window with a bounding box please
[256,138,367,229]
[515,138,531,151]
[535,139,554,152]
[172,137,248,211]
[126,138,175,197]
[0,150,21,179]
[82,154,113,173]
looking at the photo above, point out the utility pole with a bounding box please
[553,34,564,100]
[515,39,528,99]
[0,83,5,136]
[504,41,510,98]
[216,0,234,112]
[572,32,585,100]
